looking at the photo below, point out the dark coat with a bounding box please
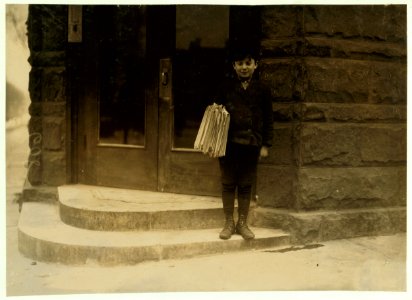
[216,77,274,148]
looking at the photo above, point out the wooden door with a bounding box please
[157,6,230,196]
[76,5,252,196]
[77,5,159,190]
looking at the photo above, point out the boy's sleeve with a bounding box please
[261,85,274,147]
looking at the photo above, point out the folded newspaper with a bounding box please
[194,103,230,158]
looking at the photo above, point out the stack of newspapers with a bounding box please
[194,103,230,158]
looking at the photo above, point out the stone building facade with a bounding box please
[24,5,406,242]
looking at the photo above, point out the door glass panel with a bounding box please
[97,6,147,146]
[173,6,229,149]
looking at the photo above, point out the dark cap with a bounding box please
[228,39,261,62]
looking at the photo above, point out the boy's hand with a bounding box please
[260,146,269,158]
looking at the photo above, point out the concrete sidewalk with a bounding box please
[7,224,407,295]
[5,125,408,297]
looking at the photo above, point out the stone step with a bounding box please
[58,184,254,231]
[18,202,290,266]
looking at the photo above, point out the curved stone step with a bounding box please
[18,202,290,266]
[58,184,251,231]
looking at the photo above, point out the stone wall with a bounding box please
[27,5,68,187]
[25,5,407,214]
[258,5,406,211]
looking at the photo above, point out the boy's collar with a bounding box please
[237,77,253,90]
[238,77,253,83]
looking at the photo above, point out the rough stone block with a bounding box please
[305,58,406,104]
[272,103,298,122]
[28,68,42,103]
[319,209,406,241]
[42,117,64,150]
[257,165,296,209]
[300,123,406,166]
[26,121,43,186]
[27,160,42,186]
[27,6,43,51]
[28,117,42,141]
[261,39,301,57]
[304,5,406,42]
[262,6,301,39]
[27,129,43,186]
[261,124,294,166]
[296,166,406,210]
[41,68,66,102]
[28,103,42,117]
[39,5,67,51]
[253,206,406,244]
[43,102,66,117]
[300,103,406,122]
[260,59,303,101]
[272,126,294,165]
[305,37,406,61]
[42,151,66,186]
[29,51,66,67]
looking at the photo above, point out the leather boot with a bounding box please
[236,214,255,240]
[219,215,235,240]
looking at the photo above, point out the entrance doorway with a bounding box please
[74,5,258,196]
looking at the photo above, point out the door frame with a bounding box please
[71,5,167,190]
[69,5,255,196]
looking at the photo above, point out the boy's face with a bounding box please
[232,57,257,80]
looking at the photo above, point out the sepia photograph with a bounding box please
[3,1,408,299]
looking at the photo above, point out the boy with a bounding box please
[216,48,274,240]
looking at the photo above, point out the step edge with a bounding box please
[18,228,291,266]
[19,203,289,247]
[58,184,223,211]
[58,201,231,231]
[18,222,290,248]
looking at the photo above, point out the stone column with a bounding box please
[258,6,305,209]
[296,5,407,211]
[257,5,406,219]
[26,5,68,192]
